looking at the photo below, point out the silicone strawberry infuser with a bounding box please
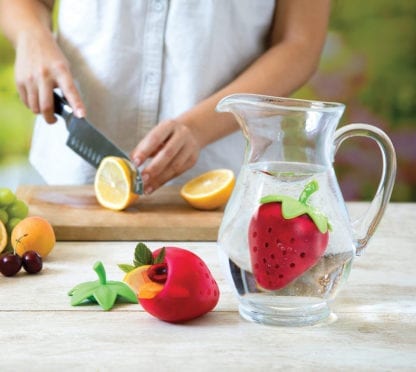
[248,180,331,291]
[120,243,220,323]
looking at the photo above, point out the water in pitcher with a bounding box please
[217,161,355,323]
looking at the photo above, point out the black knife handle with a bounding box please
[53,92,72,120]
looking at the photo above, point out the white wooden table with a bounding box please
[0,203,415,371]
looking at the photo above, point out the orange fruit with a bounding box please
[180,169,235,210]
[138,282,165,299]
[94,156,139,211]
[123,265,151,293]
[123,265,164,299]
[11,216,56,258]
[0,221,7,253]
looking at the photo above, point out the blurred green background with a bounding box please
[0,0,415,200]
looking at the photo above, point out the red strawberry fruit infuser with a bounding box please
[69,243,219,323]
[248,179,331,291]
[120,243,220,323]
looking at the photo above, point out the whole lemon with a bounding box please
[11,216,56,258]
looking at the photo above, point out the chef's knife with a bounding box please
[53,92,144,194]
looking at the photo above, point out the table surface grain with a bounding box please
[0,203,415,371]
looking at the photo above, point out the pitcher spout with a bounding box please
[215,94,258,135]
[216,94,345,166]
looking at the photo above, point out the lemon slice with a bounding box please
[94,156,139,211]
[138,281,165,299]
[0,221,7,253]
[180,169,235,210]
[123,265,164,299]
[123,265,151,294]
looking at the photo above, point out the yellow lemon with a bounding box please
[180,169,235,210]
[0,221,7,253]
[94,156,139,211]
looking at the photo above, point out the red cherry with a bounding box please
[147,263,168,283]
[0,253,22,277]
[22,250,43,274]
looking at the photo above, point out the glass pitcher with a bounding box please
[216,94,396,326]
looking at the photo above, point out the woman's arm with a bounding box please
[0,0,85,122]
[132,0,332,193]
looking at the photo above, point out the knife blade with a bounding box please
[53,92,144,194]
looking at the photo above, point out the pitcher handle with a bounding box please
[333,123,397,255]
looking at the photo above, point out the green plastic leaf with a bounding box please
[259,180,330,234]
[70,283,101,306]
[309,211,332,234]
[94,285,118,311]
[280,197,309,219]
[107,281,138,304]
[68,278,104,297]
[298,179,319,204]
[68,261,138,310]
[259,194,282,205]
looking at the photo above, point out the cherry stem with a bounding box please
[94,261,107,285]
[298,180,319,205]
[14,233,29,255]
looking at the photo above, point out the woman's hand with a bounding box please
[130,0,332,194]
[130,119,201,194]
[14,31,85,123]
[0,0,85,123]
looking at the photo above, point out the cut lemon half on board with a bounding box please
[0,221,7,253]
[94,156,139,211]
[180,169,235,210]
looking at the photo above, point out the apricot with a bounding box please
[11,216,56,258]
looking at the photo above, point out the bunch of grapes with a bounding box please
[0,188,43,276]
[0,187,29,251]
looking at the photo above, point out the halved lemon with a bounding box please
[0,220,7,253]
[94,156,139,211]
[180,169,235,210]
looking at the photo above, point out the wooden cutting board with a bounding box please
[16,185,224,241]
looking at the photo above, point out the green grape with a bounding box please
[0,188,16,207]
[0,209,8,224]
[6,217,21,234]
[6,199,29,219]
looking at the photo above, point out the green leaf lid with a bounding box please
[68,261,138,310]
[260,180,331,234]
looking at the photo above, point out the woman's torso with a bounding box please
[30,0,276,185]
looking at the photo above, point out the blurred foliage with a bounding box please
[0,0,415,200]
[295,0,416,201]
[0,36,35,160]
[329,0,416,127]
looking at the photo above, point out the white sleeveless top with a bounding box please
[30,0,276,185]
